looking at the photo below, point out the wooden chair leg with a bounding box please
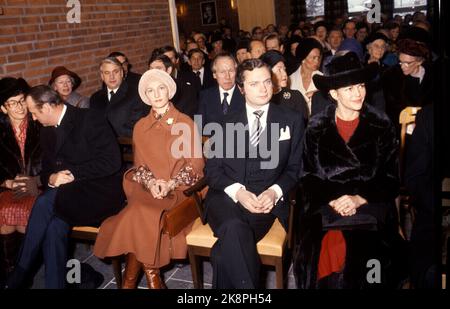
[188,247,203,289]
[275,257,284,289]
[112,257,123,289]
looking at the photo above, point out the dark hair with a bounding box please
[188,48,205,60]
[211,52,236,73]
[108,51,126,59]
[259,50,285,69]
[264,33,282,46]
[27,85,63,109]
[252,26,263,35]
[156,46,179,60]
[148,54,173,69]
[236,59,270,88]
[313,21,328,33]
[342,19,356,30]
[0,77,30,107]
[108,51,131,70]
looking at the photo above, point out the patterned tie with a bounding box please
[250,110,264,147]
[222,92,229,115]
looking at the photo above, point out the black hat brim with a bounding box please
[313,63,379,93]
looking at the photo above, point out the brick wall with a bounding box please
[0,0,174,97]
[176,0,239,38]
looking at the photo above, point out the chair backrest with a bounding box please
[117,136,133,164]
[399,106,421,177]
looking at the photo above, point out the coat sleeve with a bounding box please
[358,122,400,203]
[67,111,122,181]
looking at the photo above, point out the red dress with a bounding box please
[0,119,36,226]
[317,116,360,280]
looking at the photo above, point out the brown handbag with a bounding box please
[162,195,200,237]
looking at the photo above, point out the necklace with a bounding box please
[154,105,170,120]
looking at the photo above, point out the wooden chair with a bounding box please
[183,180,297,289]
[397,107,422,239]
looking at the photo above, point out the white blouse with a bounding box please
[289,65,323,114]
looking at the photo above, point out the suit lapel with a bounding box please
[213,87,222,115]
[229,88,243,113]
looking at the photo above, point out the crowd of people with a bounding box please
[0,10,440,289]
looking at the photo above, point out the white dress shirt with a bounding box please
[107,87,119,101]
[219,85,235,107]
[56,104,67,127]
[224,103,283,204]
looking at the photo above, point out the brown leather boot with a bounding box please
[142,265,167,289]
[122,253,142,289]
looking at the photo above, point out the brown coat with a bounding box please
[94,104,204,267]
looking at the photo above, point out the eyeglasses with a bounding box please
[399,60,417,68]
[5,98,26,109]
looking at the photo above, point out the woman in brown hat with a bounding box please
[381,37,433,125]
[49,66,90,108]
[94,69,204,289]
[293,52,407,289]
[0,77,41,286]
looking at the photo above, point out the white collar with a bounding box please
[107,87,119,94]
[246,102,270,130]
[219,85,235,96]
[411,65,426,83]
[56,104,67,127]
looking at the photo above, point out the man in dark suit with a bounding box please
[108,51,142,92]
[152,46,201,119]
[90,57,149,138]
[197,53,245,133]
[6,86,125,288]
[204,59,304,288]
[188,48,216,90]
[404,104,439,288]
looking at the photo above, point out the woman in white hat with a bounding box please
[94,70,204,289]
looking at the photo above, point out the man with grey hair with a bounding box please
[89,57,149,138]
[197,52,245,130]
[6,85,124,288]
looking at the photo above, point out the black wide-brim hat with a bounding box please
[0,77,30,106]
[313,51,378,93]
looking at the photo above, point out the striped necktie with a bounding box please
[250,110,264,147]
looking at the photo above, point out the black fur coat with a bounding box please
[0,115,41,190]
[294,103,407,289]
